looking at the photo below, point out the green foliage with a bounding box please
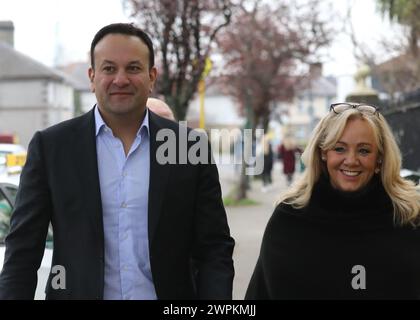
[378,0,420,24]
[377,0,420,55]
[222,183,260,206]
[378,0,420,19]
[223,195,259,207]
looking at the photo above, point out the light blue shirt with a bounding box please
[94,106,157,300]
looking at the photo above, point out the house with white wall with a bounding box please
[0,21,74,147]
[187,81,244,153]
[276,63,337,144]
[58,62,96,115]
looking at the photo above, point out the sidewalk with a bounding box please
[218,162,298,300]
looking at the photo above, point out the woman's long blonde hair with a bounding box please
[278,108,420,226]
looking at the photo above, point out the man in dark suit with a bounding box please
[0,23,234,300]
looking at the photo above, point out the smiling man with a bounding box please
[0,23,234,300]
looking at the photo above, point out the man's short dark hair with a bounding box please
[90,23,155,70]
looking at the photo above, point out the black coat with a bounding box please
[246,175,420,299]
[0,108,235,300]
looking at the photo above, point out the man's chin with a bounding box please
[106,105,138,114]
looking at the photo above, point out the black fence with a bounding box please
[381,94,420,171]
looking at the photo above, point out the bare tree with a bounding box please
[125,0,235,120]
[217,0,333,200]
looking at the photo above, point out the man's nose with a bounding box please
[113,70,130,86]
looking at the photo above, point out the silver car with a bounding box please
[0,179,52,300]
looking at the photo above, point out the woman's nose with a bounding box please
[344,151,359,165]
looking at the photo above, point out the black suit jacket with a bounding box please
[0,108,234,299]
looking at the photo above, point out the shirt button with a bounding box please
[121,202,127,208]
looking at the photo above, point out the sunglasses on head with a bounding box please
[330,102,379,116]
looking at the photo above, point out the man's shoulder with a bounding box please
[40,110,93,138]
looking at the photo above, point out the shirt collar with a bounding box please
[94,105,150,137]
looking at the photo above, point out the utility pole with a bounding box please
[199,58,212,129]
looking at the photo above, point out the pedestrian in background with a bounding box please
[147,97,176,121]
[246,102,420,299]
[261,139,274,192]
[278,135,301,185]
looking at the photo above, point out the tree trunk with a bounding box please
[237,157,248,201]
[236,97,255,201]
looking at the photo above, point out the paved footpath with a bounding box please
[218,162,299,300]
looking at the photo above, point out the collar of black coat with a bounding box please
[277,173,395,231]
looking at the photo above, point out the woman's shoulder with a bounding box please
[275,201,304,214]
[269,202,305,224]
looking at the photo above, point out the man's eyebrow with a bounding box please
[127,60,144,66]
[100,60,116,66]
[99,60,144,67]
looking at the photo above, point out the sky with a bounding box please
[0,0,404,99]
[0,0,132,66]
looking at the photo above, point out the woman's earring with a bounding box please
[321,156,326,161]
[375,159,382,174]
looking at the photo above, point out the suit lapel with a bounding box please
[73,108,104,250]
[148,111,171,244]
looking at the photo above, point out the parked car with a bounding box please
[0,180,52,299]
[0,143,27,176]
[400,168,420,186]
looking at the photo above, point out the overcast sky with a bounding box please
[0,0,403,81]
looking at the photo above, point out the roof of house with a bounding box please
[0,42,70,82]
[375,53,418,73]
[57,62,91,91]
[297,75,337,97]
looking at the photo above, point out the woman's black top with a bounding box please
[246,175,420,299]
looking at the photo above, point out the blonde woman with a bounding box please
[246,102,420,299]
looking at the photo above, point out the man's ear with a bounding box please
[148,66,157,93]
[88,67,95,93]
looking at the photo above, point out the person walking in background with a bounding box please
[246,102,420,299]
[261,139,274,192]
[278,135,301,185]
[0,23,234,300]
[147,97,176,121]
